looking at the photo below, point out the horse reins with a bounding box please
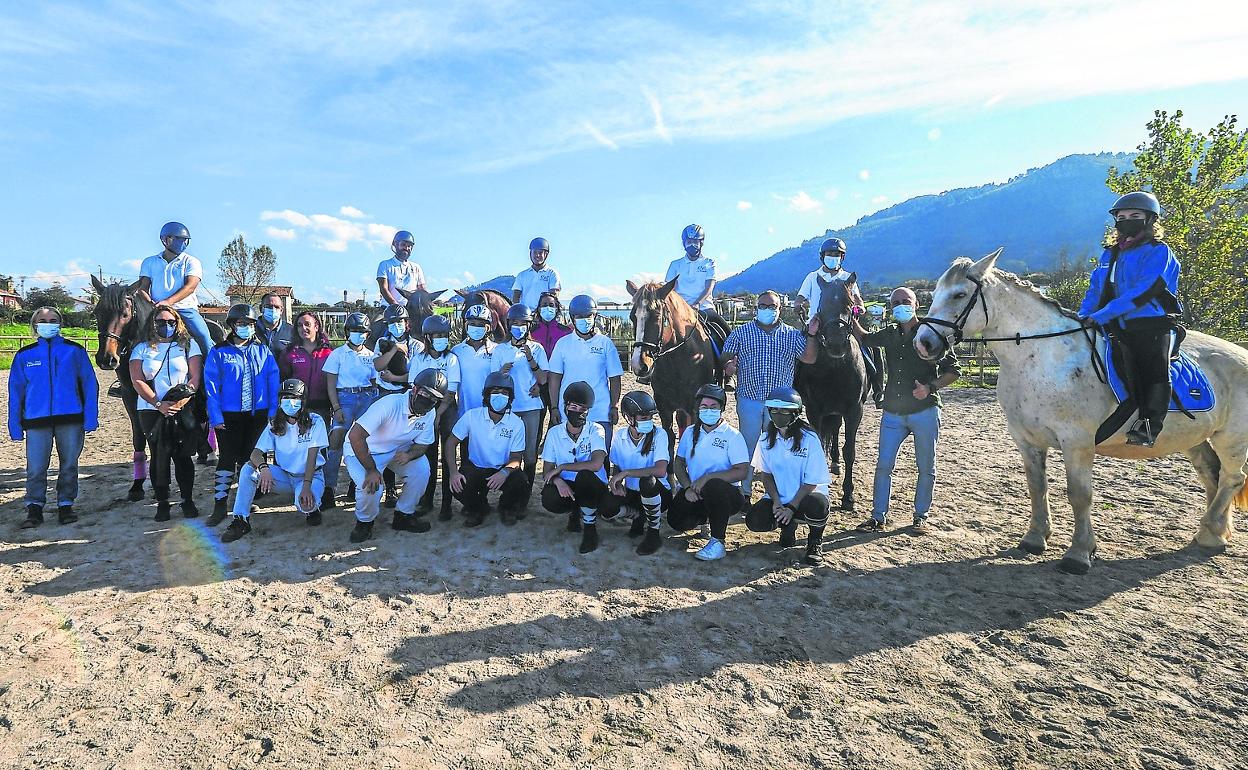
[632,293,693,361]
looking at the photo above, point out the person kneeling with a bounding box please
[668,384,750,562]
[597,390,671,556]
[745,387,831,565]
[541,381,609,553]
[343,369,447,543]
[446,371,531,527]
[222,379,329,543]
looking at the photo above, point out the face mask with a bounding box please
[388,323,406,338]
[510,325,527,340]
[892,305,916,323]
[698,408,721,426]
[166,237,189,255]
[261,307,281,324]
[156,321,178,338]
[410,394,436,416]
[1115,218,1148,238]
[348,331,367,346]
[685,243,702,258]
[565,409,588,427]
[235,324,254,340]
[466,324,488,341]
[768,410,797,429]
[756,308,778,326]
[574,317,593,334]
[279,399,302,417]
[431,337,449,352]
[822,256,842,271]
[36,322,60,339]
[539,306,557,322]
[489,392,511,412]
[635,418,655,434]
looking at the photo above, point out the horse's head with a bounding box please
[91,274,139,369]
[625,277,680,378]
[405,287,446,333]
[814,273,860,359]
[454,287,509,341]
[915,247,1002,360]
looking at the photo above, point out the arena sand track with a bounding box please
[2,369,1247,770]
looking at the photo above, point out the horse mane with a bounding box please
[945,258,1083,322]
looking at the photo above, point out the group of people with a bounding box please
[9,190,1181,563]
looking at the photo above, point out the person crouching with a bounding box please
[221,379,329,543]
[343,369,447,543]
[445,371,531,527]
[540,381,609,553]
[596,390,670,556]
[745,387,831,565]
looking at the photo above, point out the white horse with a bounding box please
[915,249,1248,574]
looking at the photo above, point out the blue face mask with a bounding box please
[348,331,367,346]
[489,392,511,412]
[36,322,61,339]
[574,317,593,334]
[822,256,842,271]
[388,322,406,338]
[431,336,449,352]
[698,408,721,426]
[261,307,281,324]
[892,305,916,323]
[635,418,655,434]
[539,306,557,322]
[756,307,778,326]
[279,398,302,417]
[466,324,488,341]
[510,325,527,340]
[156,321,178,338]
[234,324,254,340]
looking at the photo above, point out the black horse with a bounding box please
[794,273,868,511]
[91,276,224,500]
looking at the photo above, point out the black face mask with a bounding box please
[410,394,437,416]
[769,410,798,430]
[1114,218,1148,238]
[565,410,588,427]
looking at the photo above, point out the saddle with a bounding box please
[1093,327,1214,444]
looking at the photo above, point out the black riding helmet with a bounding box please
[344,312,370,332]
[279,378,307,400]
[506,303,533,323]
[820,238,847,256]
[620,390,657,418]
[383,304,409,323]
[764,386,802,428]
[694,383,727,409]
[422,314,451,336]
[226,303,258,324]
[482,370,514,404]
[563,380,595,410]
[412,368,449,401]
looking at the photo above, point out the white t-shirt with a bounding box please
[751,428,830,504]
[255,413,329,474]
[512,266,561,309]
[451,407,526,469]
[610,426,671,490]
[346,392,436,458]
[407,348,461,393]
[322,343,377,389]
[452,339,496,416]
[376,256,426,296]
[664,255,717,311]
[676,421,749,485]
[140,253,202,309]
[548,332,623,423]
[797,268,852,314]
[129,340,203,409]
[489,341,548,413]
[541,422,608,482]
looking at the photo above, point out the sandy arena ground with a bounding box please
[2,369,1247,770]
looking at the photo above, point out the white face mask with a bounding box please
[431,337,449,352]
[261,307,281,324]
[234,324,254,340]
[279,398,302,416]
[466,324,488,341]
[36,322,61,339]
[822,256,842,271]
[635,418,655,434]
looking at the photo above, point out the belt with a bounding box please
[337,385,377,393]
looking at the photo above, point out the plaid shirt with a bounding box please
[722,321,807,400]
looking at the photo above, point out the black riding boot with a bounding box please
[1127,384,1171,447]
[804,526,825,566]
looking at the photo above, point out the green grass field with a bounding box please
[0,323,97,369]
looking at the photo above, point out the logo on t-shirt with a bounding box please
[576,439,593,454]
[712,437,727,449]
[499,427,514,439]
[790,447,809,459]
[589,344,605,355]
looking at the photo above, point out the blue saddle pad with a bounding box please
[1102,337,1214,412]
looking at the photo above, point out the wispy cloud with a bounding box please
[260,209,397,252]
[581,121,619,151]
[642,88,671,144]
[339,205,368,218]
[265,226,297,240]
[737,200,753,211]
[784,191,823,214]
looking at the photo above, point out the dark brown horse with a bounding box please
[626,277,716,444]
[455,288,511,342]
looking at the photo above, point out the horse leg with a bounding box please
[1184,442,1221,548]
[840,406,861,511]
[1057,442,1097,574]
[1196,433,1248,550]
[124,393,147,501]
[1012,440,1052,555]
[824,414,843,477]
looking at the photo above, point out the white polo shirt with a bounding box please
[346,392,436,458]
[451,406,525,469]
[323,343,377,389]
[610,426,671,490]
[130,340,202,408]
[140,253,202,309]
[548,331,623,423]
[541,422,608,482]
[408,348,461,393]
[797,267,852,314]
[255,413,329,475]
[376,256,426,296]
[676,421,749,485]
[751,429,830,504]
[451,339,496,416]
[664,255,717,311]
[512,266,561,309]
[490,341,548,413]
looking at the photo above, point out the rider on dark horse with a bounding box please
[376,230,427,308]
[665,224,731,363]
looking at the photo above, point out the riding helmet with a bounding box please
[563,381,595,409]
[1109,191,1161,218]
[621,390,658,418]
[344,312,370,332]
[412,368,449,401]
[160,221,191,240]
[226,303,258,323]
[568,294,597,318]
[681,224,705,246]
[506,303,533,323]
[465,304,493,323]
[764,386,803,411]
[820,238,847,255]
[279,378,307,399]
[383,304,409,323]
[529,237,549,253]
[694,383,727,409]
[422,314,451,335]
[392,230,415,247]
[482,370,514,400]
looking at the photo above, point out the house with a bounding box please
[224,285,298,323]
[199,304,231,326]
[0,276,20,309]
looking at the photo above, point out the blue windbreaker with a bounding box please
[7,335,99,440]
[1079,241,1181,327]
[204,339,280,426]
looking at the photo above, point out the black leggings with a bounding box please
[746,493,830,532]
[137,411,195,502]
[596,476,672,520]
[1116,325,1173,425]
[451,460,532,515]
[420,410,457,509]
[215,410,268,500]
[541,470,607,514]
[667,478,744,540]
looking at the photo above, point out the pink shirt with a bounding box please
[279,345,333,405]
[531,319,572,358]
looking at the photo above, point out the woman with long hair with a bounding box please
[279,311,333,501]
[596,390,670,556]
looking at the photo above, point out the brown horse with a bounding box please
[626,277,716,443]
[455,288,511,342]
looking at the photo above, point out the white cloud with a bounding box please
[339,205,368,218]
[824,188,840,200]
[984,93,1006,108]
[927,127,942,141]
[581,121,619,151]
[786,191,823,214]
[871,195,889,204]
[767,226,775,235]
[642,88,672,144]
[120,258,144,271]
[569,282,630,302]
[737,200,753,211]
[265,226,297,240]
[858,169,870,182]
[260,209,311,227]
[259,208,398,252]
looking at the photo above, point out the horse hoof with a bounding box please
[1057,557,1091,575]
[1017,540,1045,556]
[127,481,145,502]
[829,464,842,477]
[1193,538,1228,555]
[840,499,854,512]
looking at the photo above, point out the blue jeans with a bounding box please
[326,388,378,491]
[736,396,766,490]
[872,406,940,522]
[177,308,213,359]
[24,423,86,508]
[233,464,326,517]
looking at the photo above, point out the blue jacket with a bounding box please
[1079,241,1181,327]
[8,336,99,440]
[204,339,280,426]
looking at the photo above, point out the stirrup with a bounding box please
[1125,418,1157,447]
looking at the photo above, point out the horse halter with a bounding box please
[102,290,137,343]
[916,275,988,353]
[632,292,689,361]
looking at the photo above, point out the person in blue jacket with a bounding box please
[203,304,280,524]
[7,307,98,528]
[1078,191,1182,447]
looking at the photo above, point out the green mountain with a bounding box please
[719,152,1134,294]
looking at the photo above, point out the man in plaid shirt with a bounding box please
[721,291,819,492]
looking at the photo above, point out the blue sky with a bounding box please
[2,0,1246,304]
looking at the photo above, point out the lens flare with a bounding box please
[157,522,230,587]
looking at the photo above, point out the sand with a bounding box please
[2,369,1246,770]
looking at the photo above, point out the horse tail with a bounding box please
[1235,471,1248,511]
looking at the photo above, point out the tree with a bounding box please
[219,236,277,305]
[23,283,76,312]
[1107,110,1248,337]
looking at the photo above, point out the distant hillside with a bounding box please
[467,275,515,294]
[720,152,1133,294]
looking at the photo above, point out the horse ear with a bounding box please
[429,289,447,301]
[626,280,639,297]
[454,289,468,299]
[816,275,829,290]
[657,277,679,300]
[968,248,1003,278]
[91,274,107,294]
[845,271,858,286]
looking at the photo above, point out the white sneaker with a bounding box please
[694,537,726,561]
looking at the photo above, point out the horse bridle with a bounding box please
[101,290,137,344]
[632,293,690,361]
